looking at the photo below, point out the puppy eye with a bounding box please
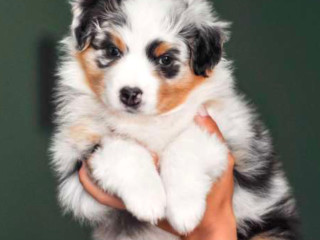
[159,55,173,66]
[107,46,121,58]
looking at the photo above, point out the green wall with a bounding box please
[0,1,318,239]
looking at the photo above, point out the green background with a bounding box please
[0,0,319,239]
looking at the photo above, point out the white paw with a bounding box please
[90,136,166,224]
[122,178,166,224]
[167,194,206,234]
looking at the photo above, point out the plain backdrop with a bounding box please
[0,0,319,239]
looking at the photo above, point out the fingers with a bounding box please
[157,220,180,236]
[195,105,235,169]
[194,106,225,142]
[194,106,236,219]
[78,162,126,210]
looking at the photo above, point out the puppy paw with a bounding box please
[122,178,166,224]
[90,136,166,224]
[166,191,206,234]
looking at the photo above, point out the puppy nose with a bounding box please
[120,87,143,108]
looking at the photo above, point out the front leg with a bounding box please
[161,123,228,234]
[89,136,166,224]
[51,122,109,222]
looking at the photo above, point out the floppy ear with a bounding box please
[178,0,229,76]
[71,0,103,51]
[191,27,224,77]
[181,25,227,77]
[71,0,124,51]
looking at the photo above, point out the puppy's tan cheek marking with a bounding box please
[157,68,208,114]
[76,48,105,98]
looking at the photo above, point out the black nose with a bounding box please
[120,87,143,108]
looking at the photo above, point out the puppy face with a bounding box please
[72,0,227,115]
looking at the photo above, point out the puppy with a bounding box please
[51,0,299,239]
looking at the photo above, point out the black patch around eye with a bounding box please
[106,45,122,58]
[146,39,163,62]
[92,32,124,68]
[96,48,120,68]
[159,64,180,79]
[92,32,123,57]
[156,50,180,79]
[146,40,181,79]
[91,32,111,50]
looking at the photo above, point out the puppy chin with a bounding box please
[108,105,151,119]
[118,105,159,117]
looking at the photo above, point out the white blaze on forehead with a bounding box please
[123,0,181,29]
[121,0,221,33]
[119,0,184,46]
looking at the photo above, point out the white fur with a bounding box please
[59,174,109,222]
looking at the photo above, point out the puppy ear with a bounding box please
[178,0,230,76]
[185,25,230,77]
[71,0,102,51]
[191,27,226,77]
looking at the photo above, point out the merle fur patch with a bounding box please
[74,0,126,50]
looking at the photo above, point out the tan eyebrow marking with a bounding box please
[154,42,172,57]
[111,33,127,53]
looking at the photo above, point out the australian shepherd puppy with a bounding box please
[51,0,299,239]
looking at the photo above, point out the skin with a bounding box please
[78,109,237,240]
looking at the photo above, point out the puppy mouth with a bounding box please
[124,107,140,114]
[121,103,145,114]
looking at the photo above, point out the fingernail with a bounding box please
[197,105,209,117]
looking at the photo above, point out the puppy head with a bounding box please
[71,0,229,115]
